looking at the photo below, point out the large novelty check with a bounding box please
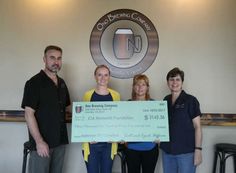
[71,101,169,142]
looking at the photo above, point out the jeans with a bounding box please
[28,145,66,173]
[85,142,113,173]
[162,150,196,173]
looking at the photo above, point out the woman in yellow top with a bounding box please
[82,65,120,173]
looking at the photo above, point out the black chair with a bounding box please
[22,141,32,173]
[213,143,236,173]
[117,144,127,173]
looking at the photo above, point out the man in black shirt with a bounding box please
[21,45,71,173]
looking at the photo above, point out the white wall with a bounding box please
[1,0,236,112]
[0,0,236,172]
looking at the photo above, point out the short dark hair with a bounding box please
[44,45,62,55]
[166,67,184,81]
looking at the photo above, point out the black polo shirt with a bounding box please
[160,90,201,155]
[21,70,70,149]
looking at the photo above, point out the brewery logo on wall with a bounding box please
[90,9,159,78]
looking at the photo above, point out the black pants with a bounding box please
[125,145,159,173]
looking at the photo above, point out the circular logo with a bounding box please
[90,9,159,78]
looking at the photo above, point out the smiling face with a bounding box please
[132,74,150,100]
[134,79,149,99]
[43,49,62,74]
[167,74,183,93]
[94,66,110,87]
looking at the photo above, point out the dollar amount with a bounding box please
[144,114,165,120]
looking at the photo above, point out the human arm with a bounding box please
[66,104,72,113]
[192,116,202,166]
[24,106,49,157]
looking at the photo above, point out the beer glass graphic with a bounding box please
[75,105,82,113]
[113,28,142,59]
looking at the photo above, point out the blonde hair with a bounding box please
[132,74,150,100]
[94,64,110,75]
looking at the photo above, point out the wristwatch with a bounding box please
[195,147,202,150]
